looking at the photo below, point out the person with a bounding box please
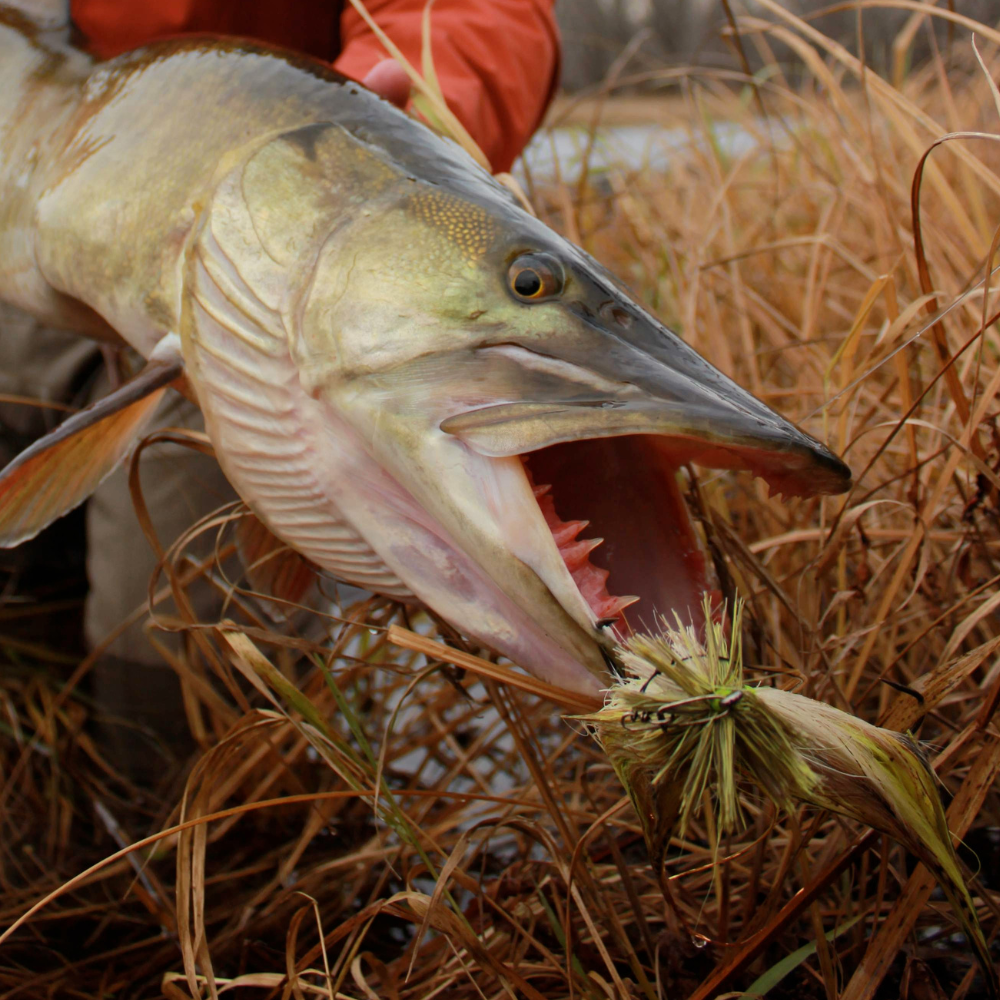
[0,0,560,781]
[71,0,559,173]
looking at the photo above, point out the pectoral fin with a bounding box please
[0,347,184,546]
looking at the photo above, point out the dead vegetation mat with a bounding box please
[4,2,1000,997]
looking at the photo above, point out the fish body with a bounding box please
[0,9,851,694]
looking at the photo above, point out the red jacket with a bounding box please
[70,0,559,172]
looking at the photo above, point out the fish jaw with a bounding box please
[186,298,610,693]
[415,318,852,641]
[428,344,848,639]
[181,184,609,694]
[438,334,851,501]
[441,394,849,499]
[382,423,712,645]
[319,379,615,679]
[324,371,717,658]
[318,322,848,646]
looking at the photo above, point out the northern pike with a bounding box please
[0,7,851,695]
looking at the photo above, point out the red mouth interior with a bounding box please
[523,435,713,636]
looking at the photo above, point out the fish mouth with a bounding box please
[443,400,851,646]
[520,435,711,637]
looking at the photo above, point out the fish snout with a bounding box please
[441,333,851,500]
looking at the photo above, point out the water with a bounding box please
[517,120,776,180]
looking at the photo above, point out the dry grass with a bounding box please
[4,2,1000,997]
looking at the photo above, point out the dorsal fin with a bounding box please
[0,340,183,546]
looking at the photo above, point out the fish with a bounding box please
[0,7,851,696]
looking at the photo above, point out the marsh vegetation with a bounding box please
[3,1,1000,997]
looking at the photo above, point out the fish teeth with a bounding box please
[603,595,640,616]
[593,596,639,630]
[560,536,603,571]
[522,465,634,627]
[551,519,589,546]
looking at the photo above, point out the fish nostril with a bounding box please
[600,301,633,329]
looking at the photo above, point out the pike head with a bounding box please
[185,115,851,695]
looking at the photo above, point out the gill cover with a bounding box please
[182,122,417,600]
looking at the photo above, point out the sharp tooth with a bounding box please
[604,595,639,615]
[532,483,552,498]
[593,596,639,625]
[551,519,588,546]
[561,537,603,571]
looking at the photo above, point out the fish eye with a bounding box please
[508,253,564,302]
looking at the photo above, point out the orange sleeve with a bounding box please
[333,0,560,173]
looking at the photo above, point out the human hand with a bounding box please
[361,59,411,109]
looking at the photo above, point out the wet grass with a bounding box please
[3,2,1000,997]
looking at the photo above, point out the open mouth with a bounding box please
[442,386,850,659]
[518,429,850,641]
[522,435,715,638]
